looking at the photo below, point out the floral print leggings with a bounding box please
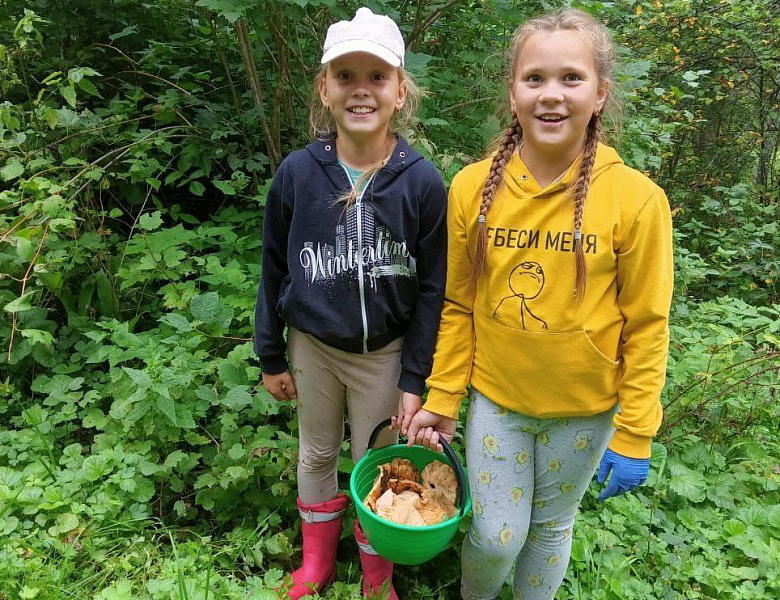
[461,390,615,600]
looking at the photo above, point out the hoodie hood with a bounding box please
[504,143,625,199]
[304,135,424,190]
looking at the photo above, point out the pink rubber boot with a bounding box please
[285,493,350,599]
[354,520,399,600]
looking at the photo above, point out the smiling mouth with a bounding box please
[537,115,567,122]
[348,107,376,115]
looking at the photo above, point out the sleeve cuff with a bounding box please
[608,429,652,459]
[422,388,464,420]
[398,369,426,396]
[260,355,289,375]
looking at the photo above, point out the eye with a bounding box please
[336,71,352,81]
[563,73,582,82]
[526,74,543,84]
[372,71,389,81]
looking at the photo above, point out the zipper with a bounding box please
[340,165,376,353]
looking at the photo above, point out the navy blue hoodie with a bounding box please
[254,136,447,395]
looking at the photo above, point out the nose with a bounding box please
[538,82,564,104]
[351,79,370,97]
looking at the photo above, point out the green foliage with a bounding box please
[0,0,777,598]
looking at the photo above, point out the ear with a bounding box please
[595,80,609,115]
[318,71,329,108]
[396,75,408,110]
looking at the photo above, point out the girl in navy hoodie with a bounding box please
[254,8,447,599]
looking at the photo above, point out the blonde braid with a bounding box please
[470,115,523,287]
[571,113,603,300]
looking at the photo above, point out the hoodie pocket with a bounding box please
[474,315,621,414]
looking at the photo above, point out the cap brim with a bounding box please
[321,40,402,68]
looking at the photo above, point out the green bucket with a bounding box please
[350,418,471,565]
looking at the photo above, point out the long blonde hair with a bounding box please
[472,9,618,300]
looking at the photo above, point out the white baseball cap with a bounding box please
[320,7,405,68]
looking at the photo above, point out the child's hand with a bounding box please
[406,409,457,452]
[597,448,649,501]
[262,371,297,401]
[391,392,422,436]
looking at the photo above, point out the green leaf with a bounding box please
[189,180,205,196]
[138,211,163,231]
[81,455,113,481]
[77,77,100,97]
[191,291,219,322]
[164,450,187,469]
[82,408,107,429]
[224,385,253,409]
[123,367,152,389]
[67,67,101,83]
[228,444,246,460]
[159,313,193,332]
[60,85,77,108]
[212,179,236,195]
[4,293,34,313]
[668,463,706,502]
[43,107,59,129]
[195,472,217,490]
[20,328,54,348]
[108,25,138,42]
[1,157,24,181]
[156,395,178,426]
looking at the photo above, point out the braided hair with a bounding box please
[470,9,616,301]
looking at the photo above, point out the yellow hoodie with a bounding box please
[424,144,673,458]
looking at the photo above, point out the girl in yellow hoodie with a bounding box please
[397,9,673,600]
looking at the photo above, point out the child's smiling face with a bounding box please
[318,52,407,143]
[509,30,607,165]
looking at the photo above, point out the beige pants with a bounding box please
[288,328,401,504]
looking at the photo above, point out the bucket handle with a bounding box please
[366,418,467,518]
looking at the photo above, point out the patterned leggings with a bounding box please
[461,390,615,600]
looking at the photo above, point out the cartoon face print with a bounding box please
[482,434,500,456]
[493,261,548,330]
[559,481,575,494]
[473,492,486,518]
[514,450,531,473]
[559,528,572,545]
[498,524,514,547]
[477,469,495,487]
[509,262,545,299]
[547,457,563,472]
[510,486,525,506]
[526,573,543,588]
[573,429,596,452]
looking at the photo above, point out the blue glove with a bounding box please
[597,448,649,501]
